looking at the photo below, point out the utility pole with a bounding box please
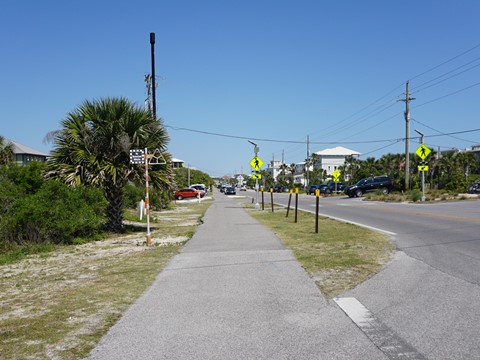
[150,32,157,119]
[399,81,415,191]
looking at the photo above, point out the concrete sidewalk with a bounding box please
[87,193,386,360]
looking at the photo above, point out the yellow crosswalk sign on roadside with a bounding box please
[416,144,431,160]
[418,165,429,171]
[249,156,264,171]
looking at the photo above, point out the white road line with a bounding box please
[334,297,426,360]
[320,214,397,236]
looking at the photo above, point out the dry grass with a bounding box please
[0,202,210,360]
[246,205,395,299]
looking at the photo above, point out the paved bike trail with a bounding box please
[87,193,386,360]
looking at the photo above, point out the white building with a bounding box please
[312,146,360,175]
[7,140,48,166]
[172,158,185,168]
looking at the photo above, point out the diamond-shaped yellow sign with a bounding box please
[249,156,264,170]
[332,169,341,181]
[416,144,431,160]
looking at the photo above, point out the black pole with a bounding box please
[270,188,274,212]
[315,189,319,233]
[286,190,292,218]
[150,32,156,119]
[261,187,264,210]
[294,188,298,223]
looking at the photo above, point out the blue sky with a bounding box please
[1,0,480,178]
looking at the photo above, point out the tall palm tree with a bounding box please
[304,157,313,188]
[289,163,297,187]
[0,136,14,165]
[278,163,289,184]
[45,97,174,232]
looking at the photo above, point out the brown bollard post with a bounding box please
[315,188,320,233]
[270,187,274,212]
[294,188,299,223]
[261,187,265,210]
[286,189,293,217]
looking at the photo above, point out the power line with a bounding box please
[413,81,480,109]
[411,118,476,143]
[409,42,480,82]
[411,57,480,94]
[166,123,480,145]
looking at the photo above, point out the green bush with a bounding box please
[0,173,24,216]
[123,183,145,209]
[408,189,422,202]
[0,181,107,245]
[2,161,46,194]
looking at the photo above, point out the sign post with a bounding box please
[332,169,341,192]
[248,141,263,209]
[130,148,166,246]
[415,133,430,202]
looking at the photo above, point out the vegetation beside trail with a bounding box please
[0,202,211,360]
[246,204,395,299]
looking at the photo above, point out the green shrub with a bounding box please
[0,181,107,245]
[3,161,46,194]
[0,173,24,216]
[123,183,145,209]
[408,189,422,202]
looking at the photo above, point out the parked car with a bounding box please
[343,176,393,198]
[327,182,344,193]
[224,186,236,195]
[469,181,480,194]
[306,184,331,195]
[239,185,247,191]
[272,185,289,193]
[174,188,204,200]
[191,184,208,194]
[307,184,319,195]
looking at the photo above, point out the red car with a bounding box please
[174,188,205,200]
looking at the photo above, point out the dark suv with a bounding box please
[326,182,344,193]
[344,176,393,198]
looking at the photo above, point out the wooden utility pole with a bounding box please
[399,81,415,191]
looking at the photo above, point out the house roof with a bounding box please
[313,146,360,156]
[6,139,49,156]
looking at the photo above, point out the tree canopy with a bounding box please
[46,97,174,232]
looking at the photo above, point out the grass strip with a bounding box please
[246,204,395,299]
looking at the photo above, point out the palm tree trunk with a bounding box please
[104,181,124,233]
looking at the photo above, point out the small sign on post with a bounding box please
[129,149,145,164]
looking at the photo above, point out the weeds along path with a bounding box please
[0,202,210,360]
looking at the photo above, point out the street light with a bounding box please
[415,129,426,202]
[248,140,260,209]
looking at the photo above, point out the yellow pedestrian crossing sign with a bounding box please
[416,144,431,160]
[332,169,341,181]
[418,165,429,171]
[250,156,264,170]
